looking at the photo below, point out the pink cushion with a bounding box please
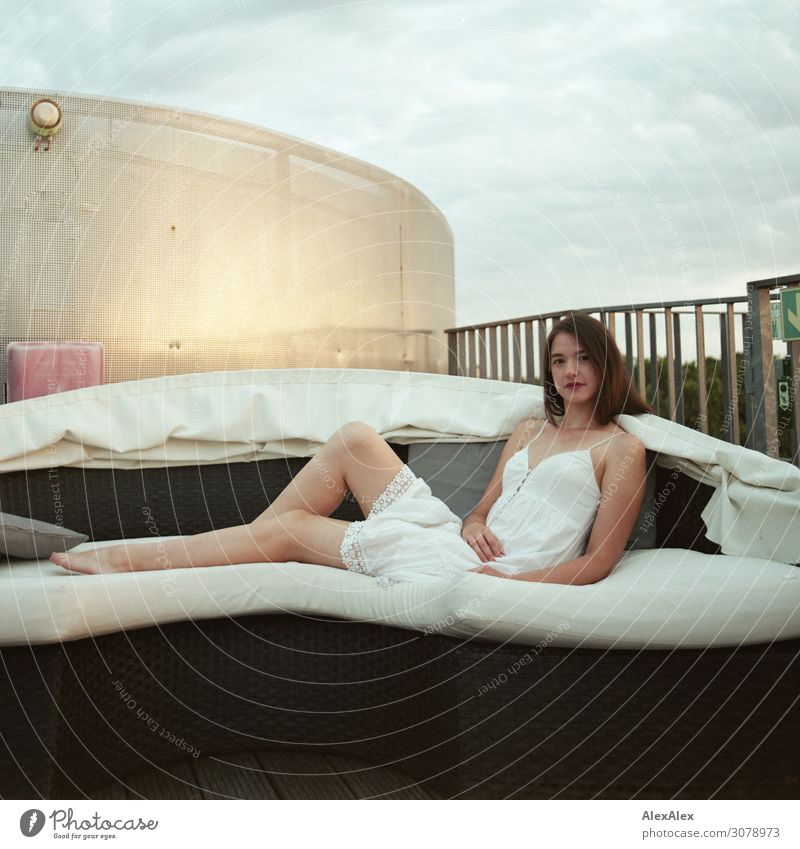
[6,342,103,402]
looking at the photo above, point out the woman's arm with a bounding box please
[513,434,647,585]
[462,417,546,562]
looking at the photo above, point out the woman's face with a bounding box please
[549,332,600,404]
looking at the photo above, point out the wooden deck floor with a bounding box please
[89,750,439,800]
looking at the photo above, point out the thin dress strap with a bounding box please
[588,431,622,450]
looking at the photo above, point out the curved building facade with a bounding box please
[0,88,454,390]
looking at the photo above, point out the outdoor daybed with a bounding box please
[0,368,798,800]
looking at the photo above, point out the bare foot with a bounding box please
[50,545,143,575]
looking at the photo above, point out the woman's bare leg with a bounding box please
[253,421,405,521]
[50,421,405,575]
[50,509,351,575]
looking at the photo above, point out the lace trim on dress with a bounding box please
[340,465,416,584]
[340,520,369,575]
[368,465,416,517]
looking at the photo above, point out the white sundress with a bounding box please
[339,429,621,586]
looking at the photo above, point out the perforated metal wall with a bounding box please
[0,88,454,393]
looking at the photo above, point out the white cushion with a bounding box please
[0,538,454,646]
[1,539,797,649]
[441,548,800,649]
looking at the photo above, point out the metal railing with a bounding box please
[445,273,800,465]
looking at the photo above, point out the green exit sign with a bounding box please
[779,287,800,341]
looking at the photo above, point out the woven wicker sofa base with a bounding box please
[0,454,794,799]
[1,617,797,800]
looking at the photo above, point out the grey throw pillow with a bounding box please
[407,441,505,521]
[0,512,88,559]
[407,441,657,550]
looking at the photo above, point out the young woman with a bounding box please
[51,312,653,585]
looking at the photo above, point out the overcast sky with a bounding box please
[3,0,799,329]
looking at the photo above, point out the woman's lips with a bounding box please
[564,382,584,389]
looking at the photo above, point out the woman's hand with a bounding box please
[461,518,505,563]
[468,563,514,579]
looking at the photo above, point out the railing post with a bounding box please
[447,331,458,376]
[664,307,676,419]
[607,311,616,342]
[537,319,547,384]
[726,304,741,445]
[511,323,522,382]
[695,305,708,434]
[719,313,736,443]
[624,312,633,375]
[457,331,469,377]
[789,340,800,462]
[745,281,779,457]
[635,310,646,397]
[524,320,535,384]
[478,328,488,380]
[741,312,755,449]
[673,311,684,425]
[489,325,499,379]
[466,329,476,378]
[649,312,660,413]
[500,324,510,382]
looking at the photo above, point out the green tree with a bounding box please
[641,354,795,459]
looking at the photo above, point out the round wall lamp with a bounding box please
[28,98,63,151]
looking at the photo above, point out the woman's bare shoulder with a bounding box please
[606,429,646,462]
[511,416,548,447]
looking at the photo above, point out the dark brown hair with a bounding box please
[543,311,654,426]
